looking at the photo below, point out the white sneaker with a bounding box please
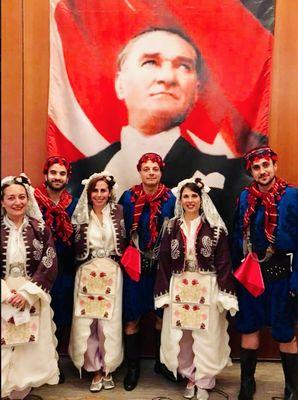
[196,387,209,400]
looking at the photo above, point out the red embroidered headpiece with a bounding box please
[136,153,165,171]
[244,146,277,171]
[43,156,72,175]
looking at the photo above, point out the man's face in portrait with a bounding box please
[115,30,200,135]
[250,157,277,188]
[139,160,162,189]
[45,163,69,192]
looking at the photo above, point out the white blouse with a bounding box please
[4,215,28,271]
[88,205,115,255]
[181,215,202,267]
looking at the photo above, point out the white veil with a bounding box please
[71,171,118,225]
[171,177,227,234]
[1,173,43,222]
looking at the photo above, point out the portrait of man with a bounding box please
[69,27,250,229]
[49,0,274,231]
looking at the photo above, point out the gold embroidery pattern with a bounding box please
[120,219,126,238]
[167,219,174,234]
[171,272,211,331]
[33,239,43,260]
[200,235,212,258]
[75,258,117,320]
[42,247,55,269]
[171,239,180,260]
[78,295,112,319]
[1,317,39,347]
[172,303,209,330]
[74,225,81,243]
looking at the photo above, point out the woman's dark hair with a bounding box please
[179,182,202,199]
[1,180,28,200]
[179,179,204,200]
[87,176,115,205]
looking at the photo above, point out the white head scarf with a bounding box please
[1,173,43,222]
[172,177,228,234]
[72,171,118,225]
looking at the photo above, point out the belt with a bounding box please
[261,252,292,282]
[90,248,117,260]
[141,254,157,275]
[8,262,26,278]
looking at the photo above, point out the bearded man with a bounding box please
[35,156,78,383]
[233,146,298,400]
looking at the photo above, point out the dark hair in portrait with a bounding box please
[117,26,202,76]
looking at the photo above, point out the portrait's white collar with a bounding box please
[120,125,180,156]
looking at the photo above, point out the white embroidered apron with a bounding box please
[75,257,118,320]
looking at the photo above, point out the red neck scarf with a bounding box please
[131,183,170,249]
[34,183,73,244]
[243,177,287,244]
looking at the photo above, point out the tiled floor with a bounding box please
[31,357,285,400]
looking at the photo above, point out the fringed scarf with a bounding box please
[35,184,73,244]
[243,177,287,245]
[131,183,170,249]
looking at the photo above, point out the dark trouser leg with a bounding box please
[154,328,181,382]
[55,326,65,384]
[123,333,140,391]
[280,352,298,400]
[238,348,257,400]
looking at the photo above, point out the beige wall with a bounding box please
[2,0,298,186]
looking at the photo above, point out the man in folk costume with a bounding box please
[233,146,298,400]
[119,152,176,391]
[34,156,78,383]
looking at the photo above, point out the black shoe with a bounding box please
[238,377,256,400]
[123,332,140,391]
[123,360,140,391]
[238,348,257,400]
[284,385,297,400]
[280,352,298,400]
[58,371,65,384]
[154,360,182,382]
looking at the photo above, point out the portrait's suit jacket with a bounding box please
[69,137,250,232]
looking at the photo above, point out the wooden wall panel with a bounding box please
[270,0,298,185]
[23,0,49,185]
[1,0,23,176]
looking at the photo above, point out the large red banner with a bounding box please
[48,0,274,228]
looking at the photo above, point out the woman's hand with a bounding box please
[8,292,27,310]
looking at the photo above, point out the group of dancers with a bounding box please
[1,146,297,400]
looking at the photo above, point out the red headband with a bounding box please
[43,156,72,175]
[136,153,165,171]
[244,146,277,170]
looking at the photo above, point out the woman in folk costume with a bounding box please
[154,178,238,400]
[1,174,59,400]
[69,171,126,393]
